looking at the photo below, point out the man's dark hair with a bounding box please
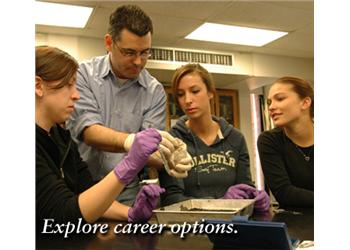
[108,5,153,41]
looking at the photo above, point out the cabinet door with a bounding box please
[215,89,240,128]
[165,87,184,129]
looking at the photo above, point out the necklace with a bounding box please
[294,144,312,162]
[283,129,313,162]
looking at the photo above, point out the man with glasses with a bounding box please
[67,5,191,206]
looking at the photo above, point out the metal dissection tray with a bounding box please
[154,199,255,225]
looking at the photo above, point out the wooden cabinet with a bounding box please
[164,87,239,129]
[164,87,184,130]
[214,89,240,128]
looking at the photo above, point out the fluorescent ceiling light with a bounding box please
[35,1,93,28]
[186,22,288,47]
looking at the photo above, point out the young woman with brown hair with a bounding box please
[36,45,164,228]
[159,63,270,212]
[257,76,314,208]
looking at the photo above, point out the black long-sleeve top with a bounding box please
[36,124,94,226]
[257,127,314,208]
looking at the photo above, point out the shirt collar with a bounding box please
[100,54,147,88]
[99,54,111,78]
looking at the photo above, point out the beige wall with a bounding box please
[36,33,105,62]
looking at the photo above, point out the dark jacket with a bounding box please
[257,127,314,208]
[36,124,94,226]
[159,116,253,206]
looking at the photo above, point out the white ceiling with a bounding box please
[36,0,314,89]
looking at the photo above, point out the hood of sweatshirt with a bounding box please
[170,115,233,144]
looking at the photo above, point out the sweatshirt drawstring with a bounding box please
[188,129,201,187]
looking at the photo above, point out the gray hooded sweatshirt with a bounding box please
[159,116,253,206]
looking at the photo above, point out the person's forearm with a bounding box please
[83,124,166,169]
[78,172,125,223]
[83,124,129,153]
[277,186,314,207]
[102,201,130,221]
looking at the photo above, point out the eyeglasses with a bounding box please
[114,42,152,59]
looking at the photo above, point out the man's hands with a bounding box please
[123,133,135,152]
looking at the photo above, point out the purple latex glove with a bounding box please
[253,190,270,212]
[128,184,165,223]
[114,128,161,185]
[223,184,257,199]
